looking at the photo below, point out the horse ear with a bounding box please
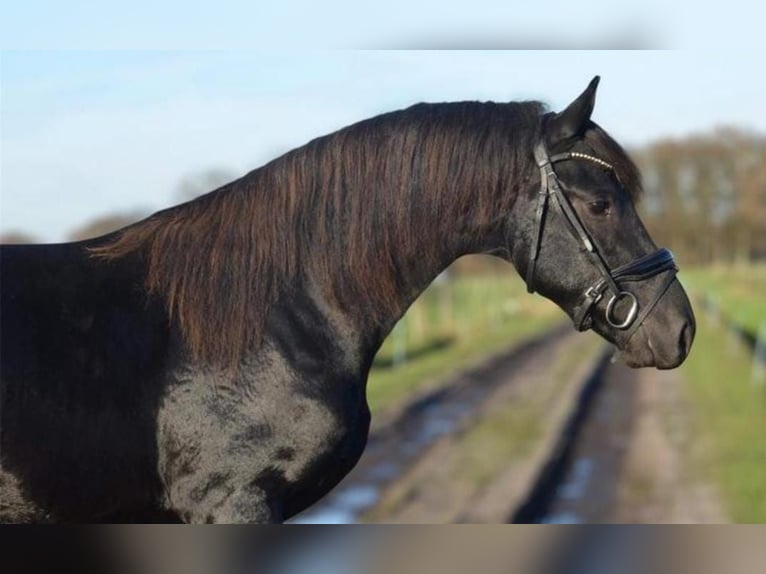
[547,76,600,146]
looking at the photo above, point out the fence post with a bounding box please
[392,320,407,367]
[439,277,454,337]
[751,321,766,389]
[703,292,720,328]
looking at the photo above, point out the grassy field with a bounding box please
[678,263,766,522]
[681,264,766,334]
[367,273,562,415]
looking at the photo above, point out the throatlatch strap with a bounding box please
[525,167,550,293]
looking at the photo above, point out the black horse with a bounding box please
[0,77,695,523]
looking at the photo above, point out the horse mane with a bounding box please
[91,100,639,367]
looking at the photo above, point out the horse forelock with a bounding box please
[583,122,644,202]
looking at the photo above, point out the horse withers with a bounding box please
[0,77,694,523]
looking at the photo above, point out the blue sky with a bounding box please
[1,0,765,241]
[2,50,764,241]
[0,1,678,49]
[1,1,760,50]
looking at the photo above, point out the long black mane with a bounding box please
[91,100,639,367]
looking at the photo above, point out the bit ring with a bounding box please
[606,291,638,329]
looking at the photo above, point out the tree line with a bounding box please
[634,127,766,265]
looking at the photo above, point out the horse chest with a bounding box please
[158,362,371,522]
[277,388,371,518]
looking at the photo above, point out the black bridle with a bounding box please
[525,139,678,340]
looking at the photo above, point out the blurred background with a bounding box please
[2,49,765,527]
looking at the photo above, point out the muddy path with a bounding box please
[292,320,726,524]
[539,360,728,523]
[290,323,579,523]
[294,325,603,523]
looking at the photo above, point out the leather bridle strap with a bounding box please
[572,248,678,333]
[529,143,621,296]
[526,139,678,336]
[622,267,677,340]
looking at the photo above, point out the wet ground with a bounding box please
[543,361,727,523]
[290,325,574,523]
[542,361,639,523]
[291,323,727,524]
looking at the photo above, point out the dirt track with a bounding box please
[545,361,728,523]
[292,324,600,523]
[292,324,727,524]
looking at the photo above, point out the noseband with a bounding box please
[525,140,678,339]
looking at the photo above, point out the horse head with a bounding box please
[508,77,695,368]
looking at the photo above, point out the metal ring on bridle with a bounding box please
[605,291,639,329]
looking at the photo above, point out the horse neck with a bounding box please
[303,160,516,355]
[294,254,449,377]
[320,215,499,357]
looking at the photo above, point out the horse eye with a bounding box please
[588,200,611,216]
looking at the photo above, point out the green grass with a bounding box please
[680,313,766,522]
[682,264,766,333]
[677,263,766,521]
[367,274,562,416]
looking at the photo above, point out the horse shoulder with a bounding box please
[156,288,373,523]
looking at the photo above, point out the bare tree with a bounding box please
[175,168,239,202]
[67,212,148,242]
[636,127,766,265]
[0,231,39,244]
